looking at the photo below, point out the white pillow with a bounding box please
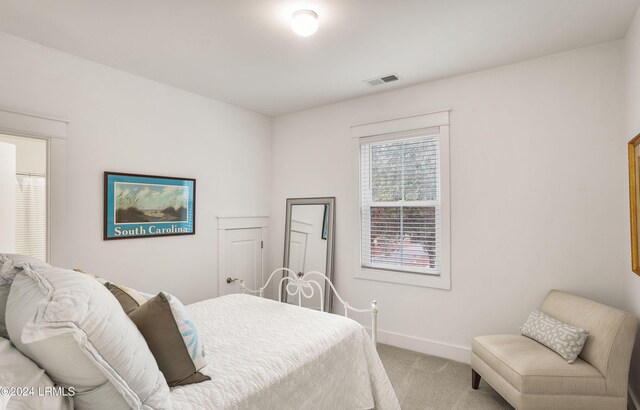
[0,336,72,410]
[0,254,50,339]
[0,254,50,283]
[6,265,172,410]
[0,285,9,340]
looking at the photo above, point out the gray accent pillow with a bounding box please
[105,282,141,315]
[128,292,210,387]
[521,310,589,363]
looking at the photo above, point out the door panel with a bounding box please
[288,230,308,275]
[287,230,322,309]
[220,228,262,296]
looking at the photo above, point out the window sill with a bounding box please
[354,267,451,289]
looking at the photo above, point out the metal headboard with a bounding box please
[240,268,379,345]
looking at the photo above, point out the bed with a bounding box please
[171,293,399,409]
[1,256,400,410]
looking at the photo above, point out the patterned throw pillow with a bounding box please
[128,292,209,387]
[521,310,589,363]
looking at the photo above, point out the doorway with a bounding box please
[0,134,48,261]
[219,228,263,296]
[217,216,269,297]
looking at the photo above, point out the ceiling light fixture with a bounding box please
[291,10,319,37]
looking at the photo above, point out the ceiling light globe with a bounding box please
[291,10,319,37]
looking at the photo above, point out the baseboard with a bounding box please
[630,388,639,410]
[370,327,471,364]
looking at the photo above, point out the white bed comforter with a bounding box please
[170,294,400,410]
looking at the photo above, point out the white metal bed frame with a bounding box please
[240,268,379,345]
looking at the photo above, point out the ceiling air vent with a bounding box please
[364,73,401,86]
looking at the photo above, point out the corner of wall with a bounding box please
[624,4,640,406]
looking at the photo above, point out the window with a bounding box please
[360,134,440,274]
[15,173,47,260]
[353,111,450,288]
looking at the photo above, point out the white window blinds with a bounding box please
[360,134,441,275]
[15,174,47,261]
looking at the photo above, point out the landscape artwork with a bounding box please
[104,172,196,240]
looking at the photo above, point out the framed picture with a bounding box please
[104,172,195,240]
[629,134,640,275]
[321,204,329,240]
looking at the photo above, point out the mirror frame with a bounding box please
[282,197,336,311]
[629,133,640,276]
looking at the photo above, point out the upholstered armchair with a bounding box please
[471,290,638,410]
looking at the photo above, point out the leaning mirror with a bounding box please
[282,197,335,312]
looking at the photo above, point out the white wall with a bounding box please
[624,6,640,407]
[0,32,272,304]
[0,135,46,175]
[271,41,628,362]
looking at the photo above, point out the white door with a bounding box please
[220,228,263,296]
[288,230,308,275]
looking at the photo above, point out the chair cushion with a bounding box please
[472,335,605,395]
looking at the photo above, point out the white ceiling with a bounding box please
[0,0,638,116]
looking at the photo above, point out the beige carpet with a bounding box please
[377,344,514,410]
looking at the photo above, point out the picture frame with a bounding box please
[104,172,196,240]
[628,134,640,275]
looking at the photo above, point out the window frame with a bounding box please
[352,111,451,289]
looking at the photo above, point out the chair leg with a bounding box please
[471,369,481,389]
